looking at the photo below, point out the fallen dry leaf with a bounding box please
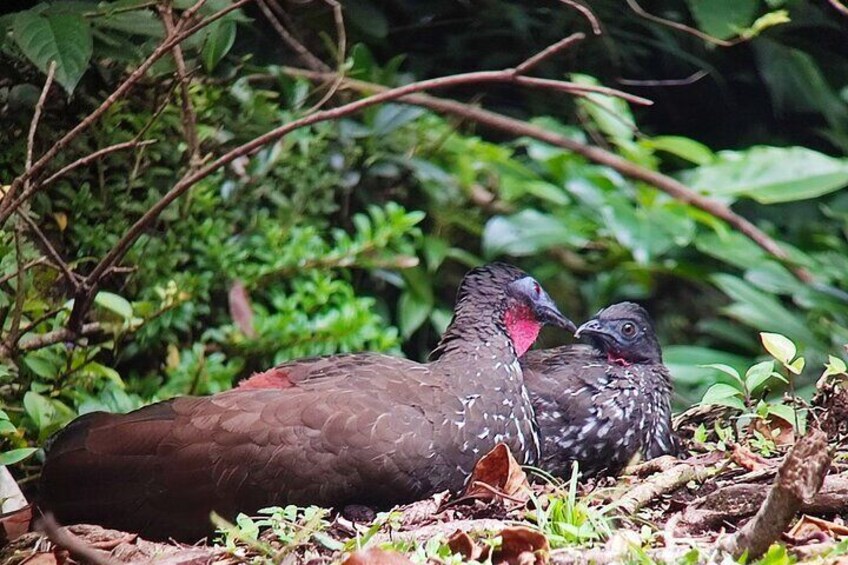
[21,553,59,565]
[447,529,489,562]
[788,514,848,544]
[1,465,31,541]
[751,415,795,446]
[731,443,772,472]
[343,548,414,565]
[228,280,256,338]
[461,443,530,503]
[493,526,549,565]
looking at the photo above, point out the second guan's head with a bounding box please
[575,302,661,366]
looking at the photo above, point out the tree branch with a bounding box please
[64,37,649,332]
[256,0,330,71]
[279,68,814,283]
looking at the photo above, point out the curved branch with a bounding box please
[281,68,814,283]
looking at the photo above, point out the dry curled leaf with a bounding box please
[788,514,848,544]
[494,526,549,565]
[751,414,795,446]
[461,443,530,503]
[731,443,771,472]
[447,529,488,562]
[228,280,256,338]
[343,548,414,565]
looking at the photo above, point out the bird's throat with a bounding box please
[504,305,542,357]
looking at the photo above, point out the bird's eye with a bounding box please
[621,322,637,337]
[533,281,541,295]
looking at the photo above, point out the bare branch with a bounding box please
[16,211,79,290]
[160,2,201,169]
[557,0,601,35]
[625,0,741,47]
[828,0,848,16]
[514,32,585,75]
[16,323,104,353]
[12,61,57,207]
[617,70,709,87]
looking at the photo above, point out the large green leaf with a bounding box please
[712,274,818,346]
[0,447,37,466]
[13,10,93,94]
[685,0,758,40]
[683,146,848,204]
[572,73,635,145]
[482,210,587,258]
[202,18,236,72]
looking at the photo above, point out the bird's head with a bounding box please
[446,263,575,357]
[575,302,661,365]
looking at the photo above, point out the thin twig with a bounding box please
[0,257,47,287]
[300,0,346,114]
[4,225,27,351]
[17,61,57,203]
[280,67,814,283]
[617,70,709,87]
[0,0,251,226]
[159,2,201,169]
[16,211,79,289]
[625,0,741,47]
[16,322,104,352]
[557,0,601,35]
[514,32,585,75]
[828,0,848,16]
[613,463,715,516]
[256,0,330,71]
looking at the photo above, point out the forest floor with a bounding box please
[3,401,848,565]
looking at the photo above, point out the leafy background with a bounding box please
[0,0,847,478]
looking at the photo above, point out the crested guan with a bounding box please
[522,302,678,478]
[40,263,574,541]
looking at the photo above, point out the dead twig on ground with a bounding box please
[614,462,716,516]
[39,514,120,565]
[719,429,830,559]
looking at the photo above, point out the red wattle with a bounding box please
[504,305,542,357]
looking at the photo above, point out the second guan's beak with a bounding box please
[574,318,607,339]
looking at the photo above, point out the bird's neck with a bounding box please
[430,308,517,366]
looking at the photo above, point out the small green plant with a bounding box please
[528,463,614,548]
[699,332,808,434]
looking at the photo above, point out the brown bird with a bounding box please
[522,302,677,478]
[40,263,574,541]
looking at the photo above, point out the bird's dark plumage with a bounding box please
[522,302,677,478]
[40,263,574,540]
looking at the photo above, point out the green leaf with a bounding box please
[684,146,848,204]
[760,332,796,365]
[700,363,742,383]
[0,420,17,434]
[397,291,432,339]
[23,391,53,431]
[685,0,758,40]
[701,384,745,410]
[202,18,236,72]
[664,346,748,385]
[482,210,587,258]
[94,291,133,320]
[766,403,797,426]
[822,355,847,378]
[571,73,635,144]
[643,136,715,165]
[712,275,818,346]
[13,10,93,94]
[0,447,37,466]
[371,104,426,136]
[788,357,805,375]
[745,360,775,395]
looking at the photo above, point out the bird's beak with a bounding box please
[534,294,577,333]
[574,318,607,339]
